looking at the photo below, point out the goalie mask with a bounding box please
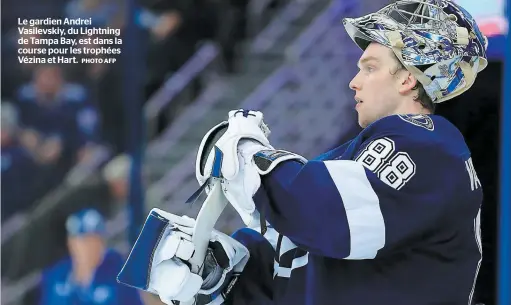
[343,0,488,103]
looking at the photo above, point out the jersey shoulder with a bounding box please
[363,114,469,156]
[354,115,479,196]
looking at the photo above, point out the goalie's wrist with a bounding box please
[200,247,225,292]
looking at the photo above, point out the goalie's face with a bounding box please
[349,42,417,128]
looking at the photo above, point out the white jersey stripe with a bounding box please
[324,160,386,259]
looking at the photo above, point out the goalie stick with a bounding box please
[181,125,229,305]
[183,118,270,304]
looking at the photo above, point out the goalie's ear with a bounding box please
[197,122,229,176]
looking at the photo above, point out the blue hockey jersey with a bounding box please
[39,249,143,305]
[228,114,483,305]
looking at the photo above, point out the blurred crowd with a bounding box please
[1,0,501,304]
[1,0,256,222]
[1,0,269,303]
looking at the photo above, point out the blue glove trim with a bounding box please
[117,210,169,291]
[212,146,224,178]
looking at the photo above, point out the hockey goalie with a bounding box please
[117,1,487,304]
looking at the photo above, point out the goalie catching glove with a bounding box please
[117,208,249,305]
[196,110,307,227]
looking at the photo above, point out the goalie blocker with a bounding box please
[117,208,249,305]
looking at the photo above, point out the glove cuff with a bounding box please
[253,149,307,175]
[198,231,249,295]
[195,230,249,304]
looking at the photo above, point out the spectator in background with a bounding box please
[48,153,133,231]
[15,64,101,195]
[63,0,126,84]
[2,155,134,281]
[215,0,250,72]
[142,0,201,98]
[39,209,144,305]
[63,0,127,153]
[1,102,38,219]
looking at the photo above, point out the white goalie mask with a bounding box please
[343,0,488,103]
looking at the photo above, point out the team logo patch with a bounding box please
[398,114,435,131]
